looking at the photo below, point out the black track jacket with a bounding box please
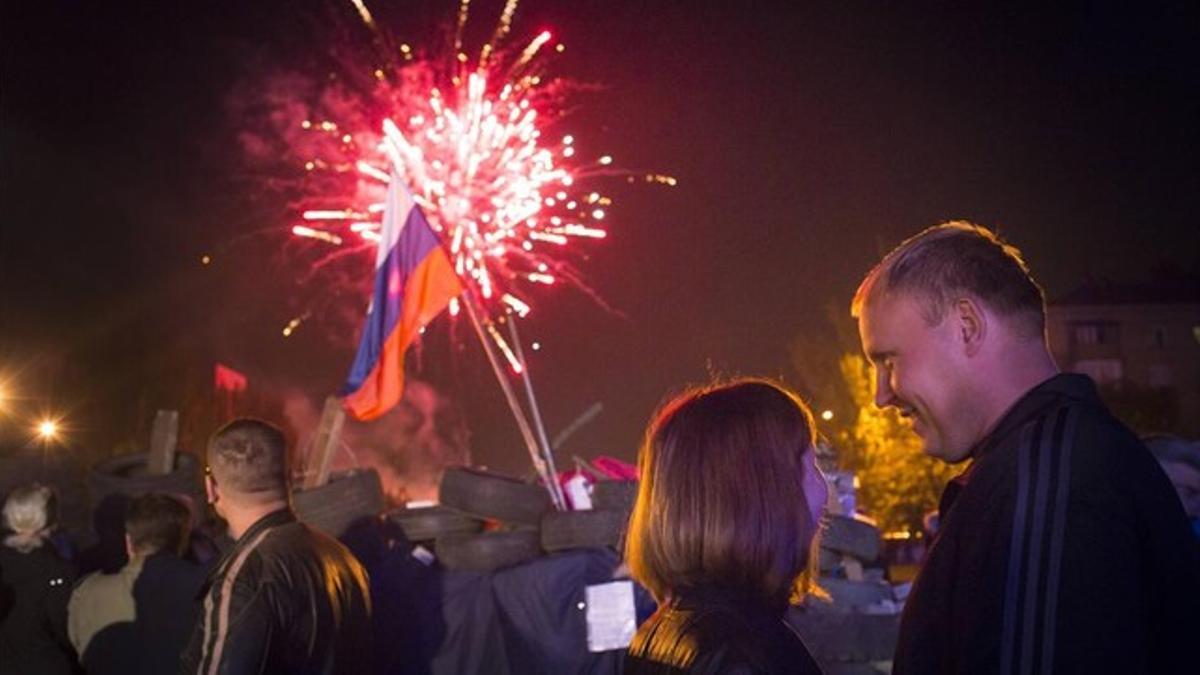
[181,509,372,675]
[893,374,1200,674]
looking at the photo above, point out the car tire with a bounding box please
[293,468,385,538]
[820,514,882,562]
[817,546,842,572]
[439,467,550,526]
[590,479,639,513]
[388,505,484,543]
[788,608,900,662]
[434,530,542,573]
[540,509,628,552]
[815,576,895,610]
[89,452,201,505]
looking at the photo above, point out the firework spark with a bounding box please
[281,0,673,332]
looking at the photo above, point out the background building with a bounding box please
[1047,277,1200,437]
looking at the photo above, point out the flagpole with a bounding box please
[504,315,567,511]
[460,290,566,511]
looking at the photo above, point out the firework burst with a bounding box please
[280,0,673,339]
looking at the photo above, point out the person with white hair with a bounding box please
[0,482,77,675]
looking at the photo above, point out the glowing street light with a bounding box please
[820,409,835,422]
[36,420,59,441]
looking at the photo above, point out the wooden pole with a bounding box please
[461,292,565,510]
[303,396,346,489]
[553,402,603,449]
[146,409,179,476]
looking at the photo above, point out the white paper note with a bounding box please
[584,580,637,652]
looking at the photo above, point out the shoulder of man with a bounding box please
[261,521,365,568]
[216,522,352,590]
[202,524,282,603]
[1056,396,1180,507]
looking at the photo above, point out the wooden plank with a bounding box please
[303,397,346,489]
[146,409,179,475]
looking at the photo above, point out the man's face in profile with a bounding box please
[858,291,978,463]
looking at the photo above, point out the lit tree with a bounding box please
[838,353,961,534]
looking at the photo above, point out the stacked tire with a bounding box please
[797,514,900,673]
[89,452,203,507]
[541,478,637,553]
[404,468,636,573]
[293,468,385,539]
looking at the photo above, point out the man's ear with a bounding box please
[953,298,987,357]
[205,473,218,506]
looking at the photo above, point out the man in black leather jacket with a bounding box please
[181,418,372,674]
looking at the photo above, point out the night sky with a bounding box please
[2,1,1197,473]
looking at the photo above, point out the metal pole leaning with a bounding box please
[505,314,567,511]
[460,291,565,510]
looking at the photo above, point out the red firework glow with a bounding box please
[275,0,674,344]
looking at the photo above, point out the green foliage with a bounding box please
[837,353,960,534]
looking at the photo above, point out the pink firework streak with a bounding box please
[278,0,676,351]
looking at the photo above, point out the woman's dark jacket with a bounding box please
[625,588,823,674]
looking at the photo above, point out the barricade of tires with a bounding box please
[89,451,203,507]
[792,513,901,673]
[389,469,638,573]
[293,468,386,539]
[384,470,902,671]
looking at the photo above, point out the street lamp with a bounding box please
[36,419,59,442]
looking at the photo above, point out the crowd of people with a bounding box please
[2,222,1198,674]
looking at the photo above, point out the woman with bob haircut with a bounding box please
[624,378,827,674]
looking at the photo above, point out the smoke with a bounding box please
[282,380,470,504]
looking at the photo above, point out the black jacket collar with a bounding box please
[970,373,1098,462]
[940,374,1098,518]
[235,508,295,547]
[199,508,294,595]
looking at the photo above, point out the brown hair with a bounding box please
[125,493,191,556]
[208,418,290,501]
[625,378,821,607]
[851,221,1046,338]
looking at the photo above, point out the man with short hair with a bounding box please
[68,492,205,674]
[853,221,1200,673]
[181,418,371,674]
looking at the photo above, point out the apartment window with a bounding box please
[1071,321,1119,347]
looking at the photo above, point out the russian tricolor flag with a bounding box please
[340,176,462,420]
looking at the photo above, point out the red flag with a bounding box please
[214,363,247,393]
